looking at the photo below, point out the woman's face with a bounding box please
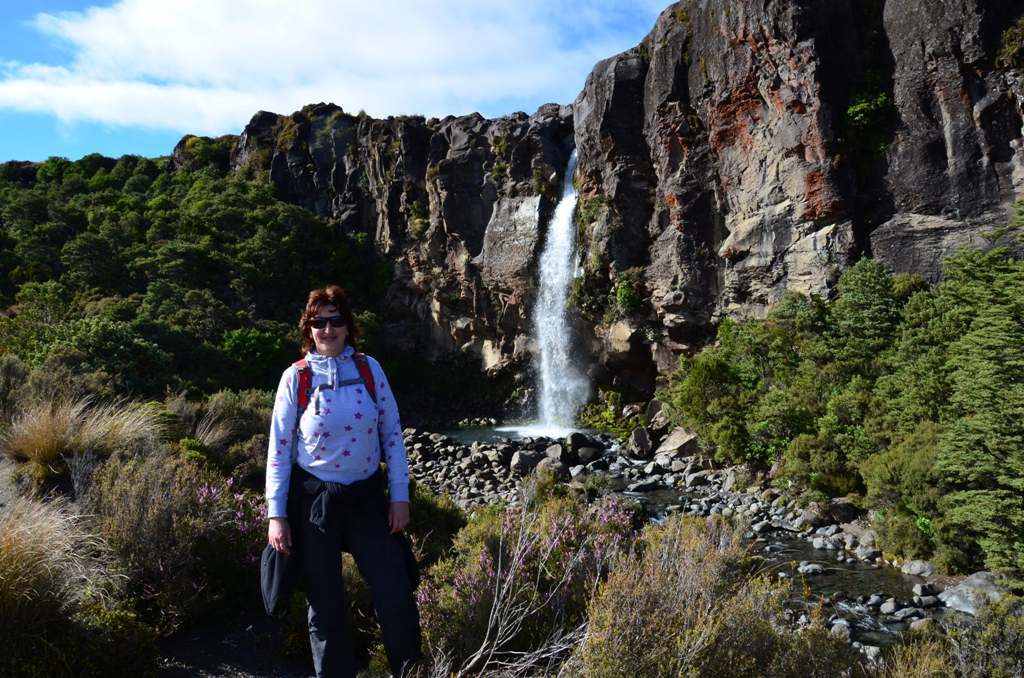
[311,304,348,356]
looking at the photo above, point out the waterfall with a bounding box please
[532,149,589,433]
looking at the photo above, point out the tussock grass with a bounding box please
[578,515,863,678]
[876,639,951,678]
[0,496,122,632]
[1,398,163,480]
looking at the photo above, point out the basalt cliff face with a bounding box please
[195,0,1024,396]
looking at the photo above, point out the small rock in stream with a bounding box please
[797,562,825,575]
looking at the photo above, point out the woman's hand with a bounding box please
[389,501,410,534]
[268,517,292,554]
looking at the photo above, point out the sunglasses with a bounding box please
[310,315,346,329]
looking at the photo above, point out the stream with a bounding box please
[441,425,937,649]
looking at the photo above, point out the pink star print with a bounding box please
[357,400,363,404]
[324,408,332,414]
[355,412,363,420]
[356,388,363,394]
[278,439,288,446]
[367,427,373,434]
[344,425,352,431]
[323,432,331,438]
[343,450,351,456]
[351,437,357,443]
[314,455,322,461]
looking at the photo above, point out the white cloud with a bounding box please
[0,0,666,135]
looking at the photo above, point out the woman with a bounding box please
[266,285,420,678]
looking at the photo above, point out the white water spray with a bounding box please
[531,149,589,434]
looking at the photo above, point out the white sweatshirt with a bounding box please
[265,345,410,518]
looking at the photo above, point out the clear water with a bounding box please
[441,424,595,445]
[532,149,590,430]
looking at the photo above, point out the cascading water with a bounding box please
[531,149,589,434]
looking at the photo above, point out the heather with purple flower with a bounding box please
[416,482,636,671]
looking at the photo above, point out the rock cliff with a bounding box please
[200,0,1024,398]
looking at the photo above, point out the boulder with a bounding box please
[854,545,881,562]
[510,450,541,476]
[626,426,653,459]
[892,607,924,621]
[912,583,937,597]
[938,572,1009,615]
[545,443,578,466]
[654,427,699,456]
[535,457,569,480]
[645,399,671,434]
[565,432,593,452]
[827,498,862,524]
[626,478,659,492]
[577,446,602,464]
[793,504,829,530]
[684,470,711,488]
[901,560,934,577]
[830,620,851,643]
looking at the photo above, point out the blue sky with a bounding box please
[0,1,666,162]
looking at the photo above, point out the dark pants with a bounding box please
[297,491,421,678]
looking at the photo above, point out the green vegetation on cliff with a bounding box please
[660,229,1024,578]
[0,148,390,398]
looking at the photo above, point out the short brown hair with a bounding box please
[298,285,358,353]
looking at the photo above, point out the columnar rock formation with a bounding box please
[188,0,1024,396]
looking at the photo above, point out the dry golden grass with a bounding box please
[876,638,953,678]
[579,515,864,678]
[0,496,122,632]
[0,398,163,478]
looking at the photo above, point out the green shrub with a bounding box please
[861,420,941,560]
[997,16,1024,69]
[943,595,1024,677]
[408,481,467,567]
[221,327,291,389]
[577,388,643,443]
[0,352,28,418]
[88,450,245,631]
[609,267,645,318]
[0,607,159,678]
[407,199,429,239]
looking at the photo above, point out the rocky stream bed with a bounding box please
[404,422,1013,660]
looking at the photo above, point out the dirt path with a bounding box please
[157,613,311,678]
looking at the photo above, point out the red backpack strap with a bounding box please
[293,359,312,413]
[352,352,377,405]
